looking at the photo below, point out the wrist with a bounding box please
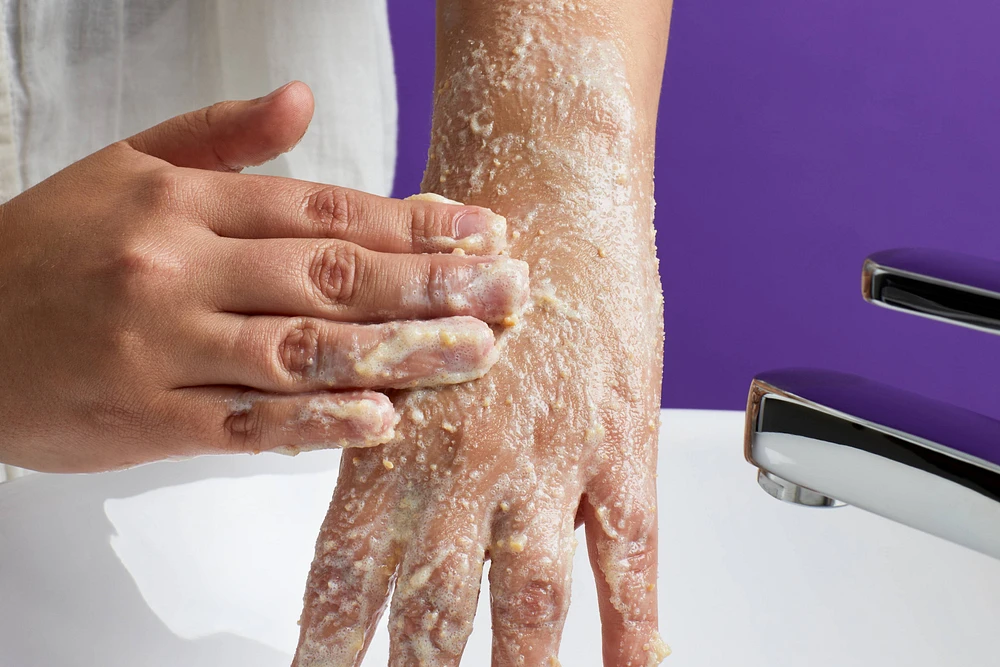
[424,3,655,222]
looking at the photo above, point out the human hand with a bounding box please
[293,192,665,666]
[293,0,672,661]
[0,83,528,473]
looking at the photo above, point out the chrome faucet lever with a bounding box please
[863,248,1000,334]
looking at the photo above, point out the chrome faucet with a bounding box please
[745,249,1000,560]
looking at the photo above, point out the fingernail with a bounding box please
[441,207,507,254]
[258,81,295,104]
[455,210,491,239]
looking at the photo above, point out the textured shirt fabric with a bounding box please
[0,0,398,482]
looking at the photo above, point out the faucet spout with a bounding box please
[744,368,1000,560]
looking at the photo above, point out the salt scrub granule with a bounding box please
[409,406,427,425]
[508,534,527,552]
[645,631,672,665]
[530,278,584,321]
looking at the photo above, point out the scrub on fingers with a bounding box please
[0,82,528,473]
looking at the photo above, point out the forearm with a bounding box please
[425,0,671,324]
[425,0,669,212]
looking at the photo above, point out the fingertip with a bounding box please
[315,390,398,448]
[480,256,530,323]
[606,626,671,667]
[271,80,315,123]
[440,314,498,356]
[452,206,508,254]
[405,193,508,255]
[250,81,315,160]
[428,255,528,325]
[272,391,398,455]
[441,315,500,381]
[376,316,498,389]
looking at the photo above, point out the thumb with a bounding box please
[125,81,315,172]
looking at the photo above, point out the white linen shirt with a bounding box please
[0,0,398,482]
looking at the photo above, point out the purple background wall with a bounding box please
[388,0,1000,416]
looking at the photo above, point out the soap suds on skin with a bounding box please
[247,392,398,455]
[294,0,667,664]
[350,317,500,389]
[398,255,531,325]
[283,316,532,397]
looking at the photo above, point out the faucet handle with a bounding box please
[862,248,1000,334]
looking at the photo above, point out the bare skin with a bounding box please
[294,1,672,665]
[0,83,528,473]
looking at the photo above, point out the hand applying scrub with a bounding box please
[0,82,527,473]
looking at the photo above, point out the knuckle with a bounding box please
[601,535,658,624]
[494,576,568,630]
[111,243,186,297]
[139,167,183,214]
[309,242,360,306]
[139,166,189,213]
[425,257,448,307]
[304,186,356,236]
[83,383,177,468]
[408,206,435,249]
[222,397,266,453]
[199,103,239,171]
[277,319,321,381]
[182,106,212,143]
[618,537,656,578]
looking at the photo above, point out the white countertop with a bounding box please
[1,409,997,666]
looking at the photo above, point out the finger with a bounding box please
[583,470,669,667]
[125,81,314,171]
[171,387,397,456]
[293,453,403,667]
[192,315,498,391]
[488,496,578,667]
[205,178,508,255]
[209,238,529,324]
[387,507,489,666]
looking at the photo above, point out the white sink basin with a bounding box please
[1,410,997,666]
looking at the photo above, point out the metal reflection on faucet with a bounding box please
[862,248,1000,335]
[744,368,1000,560]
